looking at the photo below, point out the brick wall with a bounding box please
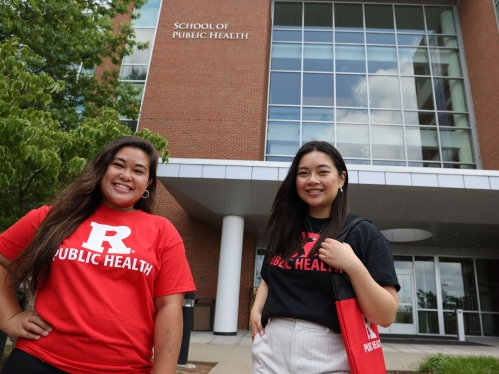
[139,0,271,160]
[458,0,499,170]
[145,0,271,329]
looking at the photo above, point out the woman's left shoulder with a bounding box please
[345,213,387,243]
[136,211,177,231]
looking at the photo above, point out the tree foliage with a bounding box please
[0,0,148,129]
[0,40,169,232]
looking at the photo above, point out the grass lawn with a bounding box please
[413,353,499,374]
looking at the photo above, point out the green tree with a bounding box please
[0,0,148,129]
[0,40,169,232]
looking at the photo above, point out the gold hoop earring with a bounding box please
[142,190,150,199]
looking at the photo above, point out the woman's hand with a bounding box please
[3,310,52,340]
[250,309,265,341]
[318,238,361,273]
[250,280,268,341]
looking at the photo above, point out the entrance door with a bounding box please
[379,270,417,334]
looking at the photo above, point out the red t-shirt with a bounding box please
[0,204,196,373]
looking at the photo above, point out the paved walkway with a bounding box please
[185,330,499,373]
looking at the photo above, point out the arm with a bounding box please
[0,253,52,339]
[318,240,398,327]
[153,293,184,374]
[250,280,268,340]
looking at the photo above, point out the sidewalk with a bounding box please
[185,330,499,373]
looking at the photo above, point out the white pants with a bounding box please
[252,318,351,374]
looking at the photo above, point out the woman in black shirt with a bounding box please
[251,141,399,373]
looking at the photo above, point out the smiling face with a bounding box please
[295,150,346,218]
[99,146,152,212]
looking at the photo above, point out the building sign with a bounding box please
[172,23,248,40]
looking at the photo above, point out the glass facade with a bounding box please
[119,0,162,131]
[267,2,476,168]
[392,256,499,336]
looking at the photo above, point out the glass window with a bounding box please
[430,49,462,77]
[365,4,394,32]
[408,162,441,168]
[267,121,300,155]
[396,272,414,324]
[367,46,398,74]
[304,44,334,72]
[438,113,470,127]
[302,122,334,143]
[405,111,436,126]
[425,6,456,35]
[273,30,302,42]
[415,257,437,309]
[419,311,439,334]
[121,120,138,132]
[428,35,458,47]
[123,28,155,64]
[443,163,476,169]
[302,107,334,121]
[345,159,370,165]
[395,5,425,33]
[133,0,161,27]
[373,160,406,166]
[439,128,475,163]
[335,32,364,44]
[444,312,481,336]
[397,34,426,47]
[266,2,475,168]
[475,259,499,313]
[131,82,145,101]
[304,3,332,28]
[269,72,301,105]
[401,77,434,110]
[406,127,440,161]
[267,156,293,162]
[370,110,402,124]
[372,125,405,160]
[337,124,369,158]
[482,314,499,337]
[303,73,334,106]
[440,257,479,311]
[434,79,468,112]
[335,3,363,31]
[304,31,333,43]
[268,106,300,120]
[274,2,302,28]
[271,43,302,70]
[366,33,396,45]
[336,74,367,107]
[335,45,365,73]
[399,48,430,76]
[336,109,368,123]
[120,65,148,80]
[369,76,401,109]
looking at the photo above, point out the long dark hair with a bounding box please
[263,141,349,262]
[12,136,158,290]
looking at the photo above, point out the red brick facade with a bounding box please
[141,0,272,329]
[458,0,499,170]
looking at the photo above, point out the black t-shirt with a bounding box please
[260,213,400,332]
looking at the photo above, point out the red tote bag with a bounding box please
[332,219,387,374]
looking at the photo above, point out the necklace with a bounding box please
[307,217,323,241]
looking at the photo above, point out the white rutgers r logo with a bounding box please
[364,316,377,340]
[82,222,132,254]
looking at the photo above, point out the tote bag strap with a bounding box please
[335,217,368,242]
[331,217,368,301]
